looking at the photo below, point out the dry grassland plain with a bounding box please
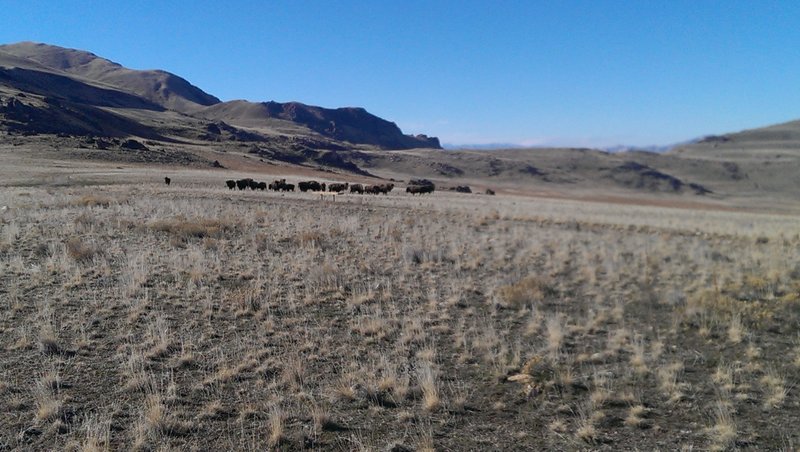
[1,161,800,450]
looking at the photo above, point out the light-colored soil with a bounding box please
[1,149,799,450]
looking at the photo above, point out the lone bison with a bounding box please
[164,177,171,186]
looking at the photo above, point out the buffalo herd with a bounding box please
[226,178,291,191]
[224,179,407,196]
[170,177,493,196]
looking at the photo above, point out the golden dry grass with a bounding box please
[0,175,799,450]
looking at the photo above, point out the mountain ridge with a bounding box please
[0,42,440,149]
[0,42,221,112]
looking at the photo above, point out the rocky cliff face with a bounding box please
[259,101,440,149]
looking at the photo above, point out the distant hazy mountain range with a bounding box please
[444,141,696,153]
[442,143,527,150]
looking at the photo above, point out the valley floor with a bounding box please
[1,154,800,450]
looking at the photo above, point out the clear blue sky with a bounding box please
[2,1,800,147]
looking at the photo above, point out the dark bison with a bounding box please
[164,177,171,186]
[350,183,364,194]
[453,185,471,193]
[298,180,325,192]
[365,183,394,194]
[226,180,236,190]
[269,179,294,191]
[328,182,349,193]
[236,178,252,190]
[248,179,259,190]
[406,184,435,195]
[257,182,267,190]
[268,179,285,191]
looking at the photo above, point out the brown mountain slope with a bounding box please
[0,42,441,149]
[0,66,164,111]
[668,120,800,197]
[0,90,167,139]
[0,42,220,112]
[673,119,800,156]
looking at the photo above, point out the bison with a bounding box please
[485,188,496,195]
[236,178,252,190]
[328,182,349,193]
[269,179,286,191]
[366,183,394,194]
[349,183,364,194]
[269,179,294,191]
[299,180,325,192]
[257,182,267,190]
[406,184,435,195]
[248,179,259,190]
[226,180,236,190]
[164,177,171,186]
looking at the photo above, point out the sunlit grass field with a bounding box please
[1,174,799,450]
